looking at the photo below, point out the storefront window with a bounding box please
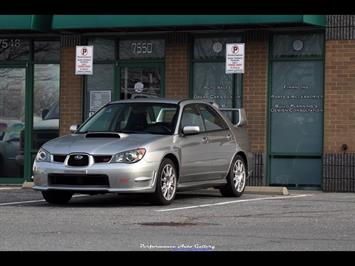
[32,41,60,151]
[0,68,25,177]
[86,64,114,118]
[272,33,324,58]
[194,37,241,60]
[192,36,243,123]
[32,64,60,150]
[88,38,115,61]
[193,62,233,108]
[34,41,60,62]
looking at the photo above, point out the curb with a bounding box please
[22,181,34,189]
[244,186,289,195]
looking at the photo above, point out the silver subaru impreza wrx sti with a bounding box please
[32,99,253,205]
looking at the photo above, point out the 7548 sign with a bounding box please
[0,39,21,49]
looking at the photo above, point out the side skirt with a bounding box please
[177,179,227,192]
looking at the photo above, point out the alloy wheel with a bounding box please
[233,159,246,193]
[161,164,177,201]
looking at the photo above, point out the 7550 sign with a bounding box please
[0,39,21,49]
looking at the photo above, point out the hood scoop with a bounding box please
[85,132,120,138]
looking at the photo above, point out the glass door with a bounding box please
[0,67,26,181]
[119,64,163,100]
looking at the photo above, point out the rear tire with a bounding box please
[150,158,177,205]
[219,155,247,197]
[42,191,73,204]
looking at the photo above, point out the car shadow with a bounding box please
[25,190,224,208]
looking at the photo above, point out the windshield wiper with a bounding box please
[117,130,143,134]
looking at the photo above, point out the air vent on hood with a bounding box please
[85,132,120,138]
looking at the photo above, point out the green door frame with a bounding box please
[266,31,325,189]
[0,63,33,184]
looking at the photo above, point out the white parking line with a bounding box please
[0,194,88,206]
[0,187,22,191]
[156,194,312,212]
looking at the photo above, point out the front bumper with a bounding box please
[32,159,159,193]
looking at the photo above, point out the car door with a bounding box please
[198,104,236,180]
[177,104,210,183]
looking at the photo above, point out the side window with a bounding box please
[180,105,205,132]
[199,104,229,131]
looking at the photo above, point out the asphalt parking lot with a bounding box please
[0,187,355,251]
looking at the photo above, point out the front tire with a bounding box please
[219,155,247,197]
[151,158,177,205]
[42,191,73,204]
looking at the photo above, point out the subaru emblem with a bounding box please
[74,155,83,160]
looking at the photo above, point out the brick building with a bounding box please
[0,15,354,192]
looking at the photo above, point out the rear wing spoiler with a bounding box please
[218,107,248,127]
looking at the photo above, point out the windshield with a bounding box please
[78,102,179,135]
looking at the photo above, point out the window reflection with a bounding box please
[0,68,25,177]
[32,64,60,150]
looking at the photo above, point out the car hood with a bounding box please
[42,133,166,155]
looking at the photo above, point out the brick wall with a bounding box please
[243,40,268,152]
[164,38,189,99]
[324,40,355,153]
[59,46,82,136]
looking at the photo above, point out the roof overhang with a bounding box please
[52,15,326,30]
[0,15,52,31]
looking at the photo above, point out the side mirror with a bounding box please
[41,109,49,120]
[236,108,248,127]
[70,124,80,133]
[182,126,200,135]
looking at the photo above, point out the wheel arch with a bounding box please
[161,153,180,180]
[227,151,248,176]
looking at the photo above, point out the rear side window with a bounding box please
[198,104,229,131]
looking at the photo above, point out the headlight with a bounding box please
[35,148,51,162]
[111,148,146,163]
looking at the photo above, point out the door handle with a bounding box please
[201,136,209,144]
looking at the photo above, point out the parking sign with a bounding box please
[226,43,245,74]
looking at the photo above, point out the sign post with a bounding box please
[225,43,245,74]
[75,46,93,75]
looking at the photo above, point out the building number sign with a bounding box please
[119,39,164,59]
[131,42,153,55]
[0,39,21,49]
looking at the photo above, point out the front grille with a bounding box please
[94,155,112,163]
[53,155,67,163]
[68,154,89,166]
[48,174,109,187]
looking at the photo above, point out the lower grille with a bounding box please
[48,174,109,187]
[94,155,112,163]
[53,155,66,163]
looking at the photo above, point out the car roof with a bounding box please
[108,98,215,106]
[109,98,180,105]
